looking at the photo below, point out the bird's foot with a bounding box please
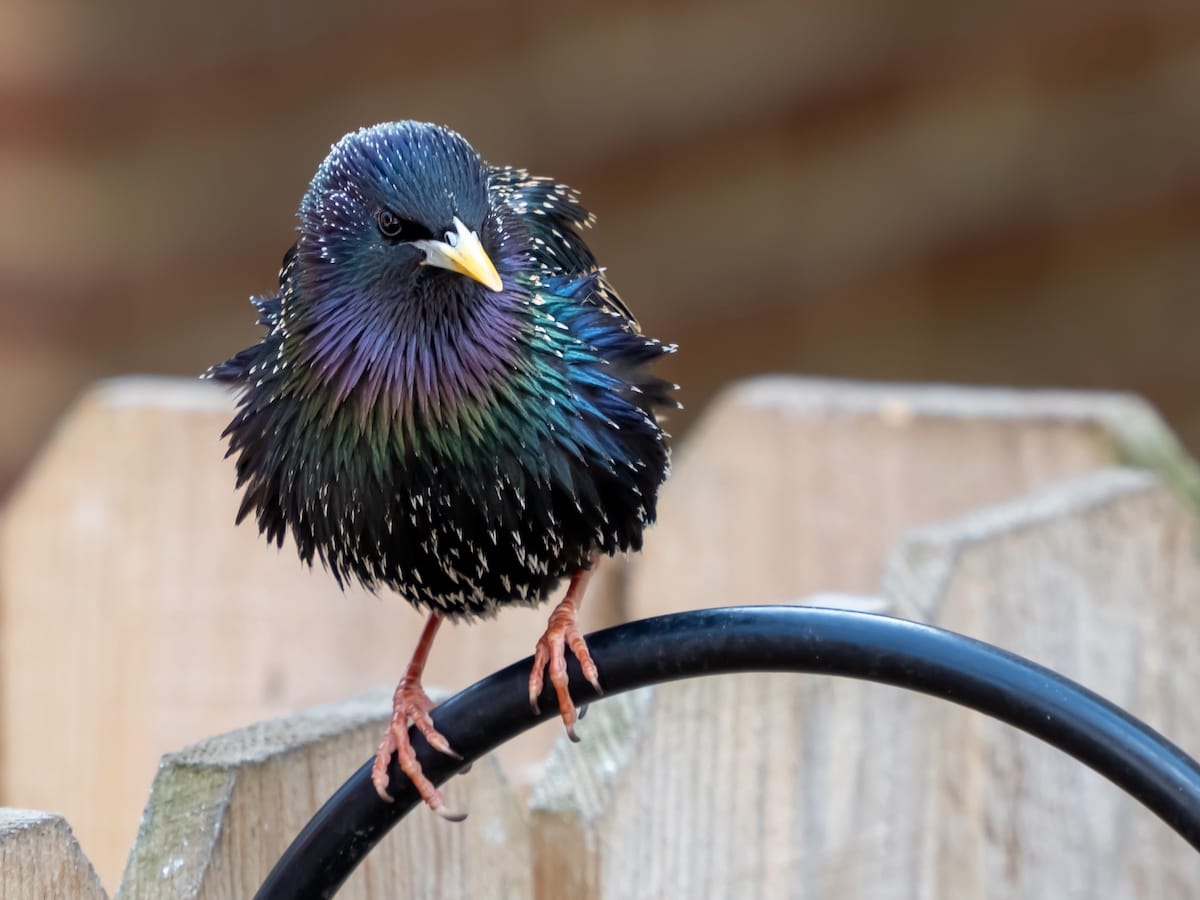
[529,596,603,742]
[371,676,465,821]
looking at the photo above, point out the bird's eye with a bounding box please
[375,209,432,243]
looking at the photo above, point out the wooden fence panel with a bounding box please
[629,377,1198,616]
[882,468,1200,897]
[4,376,1199,895]
[531,468,1200,898]
[0,809,107,899]
[116,690,528,900]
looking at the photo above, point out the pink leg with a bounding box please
[371,613,465,820]
[529,562,604,741]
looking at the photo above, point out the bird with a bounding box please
[205,121,677,818]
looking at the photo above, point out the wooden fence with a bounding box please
[1,376,1198,897]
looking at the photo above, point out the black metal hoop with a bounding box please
[254,606,1200,899]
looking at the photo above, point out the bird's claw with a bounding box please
[430,800,468,823]
[371,676,465,820]
[529,641,549,714]
[424,730,463,760]
[528,597,601,741]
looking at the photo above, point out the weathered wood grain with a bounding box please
[117,690,529,900]
[629,377,1199,617]
[531,596,909,900]
[0,376,614,888]
[882,468,1200,897]
[547,377,1200,899]
[533,470,1200,899]
[0,809,107,900]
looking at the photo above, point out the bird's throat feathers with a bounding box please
[281,258,531,435]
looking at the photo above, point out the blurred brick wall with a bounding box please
[1,0,1198,495]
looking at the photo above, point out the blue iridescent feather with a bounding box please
[207,122,676,619]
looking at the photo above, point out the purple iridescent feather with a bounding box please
[207,122,676,619]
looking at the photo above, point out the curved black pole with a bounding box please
[255,606,1200,899]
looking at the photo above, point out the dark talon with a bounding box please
[432,803,468,823]
[429,739,463,761]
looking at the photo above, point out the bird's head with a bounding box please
[296,121,504,308]
[280,122,528,415]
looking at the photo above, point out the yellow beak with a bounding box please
[415,216,503,292]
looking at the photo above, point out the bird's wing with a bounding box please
[488,166,640,329]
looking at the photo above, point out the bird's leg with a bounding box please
[529,561,604,741]
[371,613,465,820]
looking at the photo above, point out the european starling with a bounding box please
[206,121,676,817]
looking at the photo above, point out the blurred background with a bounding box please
[0,0,1198,492]
[2,2,1200,891]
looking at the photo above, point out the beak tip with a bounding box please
[419,221,504,293]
